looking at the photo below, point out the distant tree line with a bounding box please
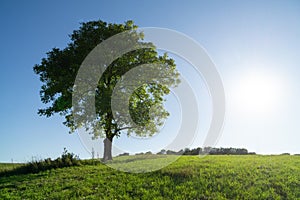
[118,147,256,157]
[157,147,255,155]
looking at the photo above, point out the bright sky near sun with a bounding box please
[0,0,300,162]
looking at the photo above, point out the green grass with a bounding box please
[0,163,23,173]
[0,155,299,199]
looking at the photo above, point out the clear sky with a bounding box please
[0,0,300,162]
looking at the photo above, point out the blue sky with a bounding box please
[0,0,300,162]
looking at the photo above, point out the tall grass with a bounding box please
[0,148,80,176]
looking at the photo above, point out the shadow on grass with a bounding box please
[109,154,174,164]
[0,168,49,190]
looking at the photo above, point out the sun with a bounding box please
[232,70,284,115]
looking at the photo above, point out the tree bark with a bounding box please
[103,137,113,161]
[103,112,114,162]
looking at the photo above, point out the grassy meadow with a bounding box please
[0,155,299,199]
[0,163,23,173]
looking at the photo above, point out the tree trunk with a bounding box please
[103,137,113,161]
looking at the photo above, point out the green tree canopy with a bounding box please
[34,20,180,161]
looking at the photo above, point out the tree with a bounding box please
[157,149,166,155]
[34,20,180,161]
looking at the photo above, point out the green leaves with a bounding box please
[34,20,180,141]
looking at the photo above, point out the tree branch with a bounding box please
[117,126,134,131]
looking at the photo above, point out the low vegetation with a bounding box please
[0,148,80,176]
[131,147,256,156]
[1,155,299,199]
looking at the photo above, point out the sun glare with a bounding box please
[232,70,284,115]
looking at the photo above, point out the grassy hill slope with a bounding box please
[1,155,299,199]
